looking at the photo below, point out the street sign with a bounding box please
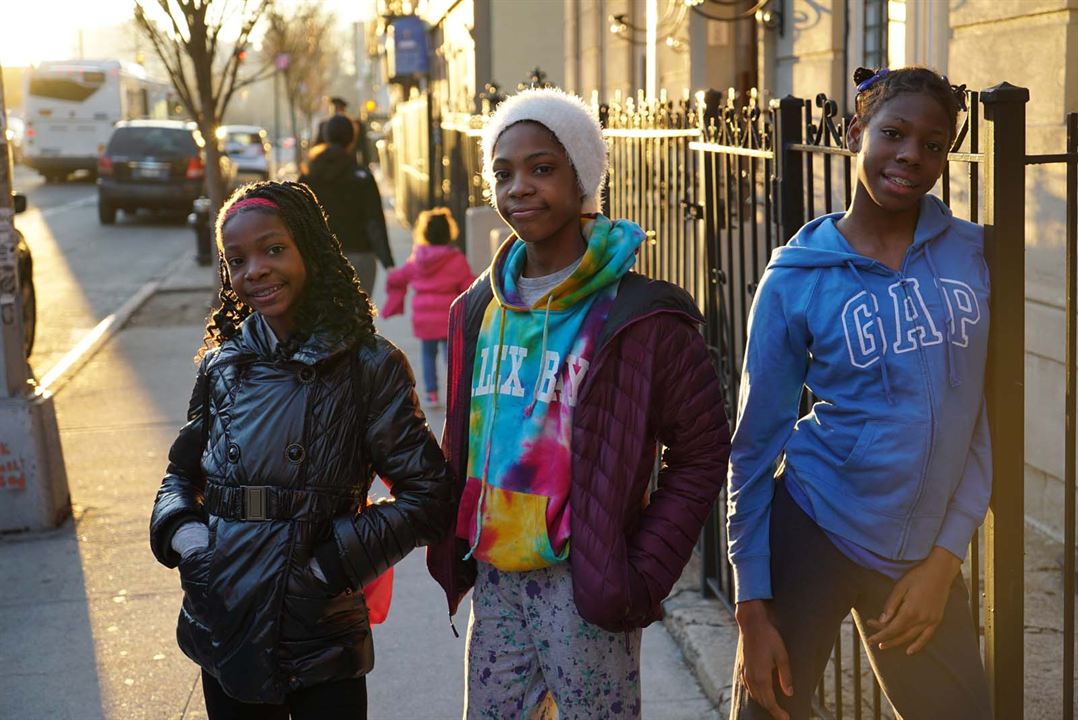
[387,16,429,80]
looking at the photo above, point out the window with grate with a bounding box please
[864,0,889,68]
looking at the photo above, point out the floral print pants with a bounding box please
[464,561,642,720]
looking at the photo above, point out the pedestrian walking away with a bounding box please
[300,115,393,294]
[312,97,351,148]
[312,96,368,165]
[383,206,475,408]
[726,67,993,720]
[426,87,732,720]
[149,180,453,719]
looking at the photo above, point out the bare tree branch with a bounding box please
[135,5,197,115]
[134,0,272,212]
[260,1,343,142]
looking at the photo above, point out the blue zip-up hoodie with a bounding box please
[727,195,992,603]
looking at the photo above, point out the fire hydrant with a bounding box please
[190,197,213,266]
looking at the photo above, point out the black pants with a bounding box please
[731,481,991,720]
[202,670,367,720]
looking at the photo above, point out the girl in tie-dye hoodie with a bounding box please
[426,88,731,720]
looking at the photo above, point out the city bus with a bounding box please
[23,59,172,182]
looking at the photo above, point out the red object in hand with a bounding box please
[363,567,393,624]
[360,492,394,624]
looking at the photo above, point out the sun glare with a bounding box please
[0,0,375,68]
[0,0,134,67]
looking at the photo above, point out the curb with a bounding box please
[661,553,739,717]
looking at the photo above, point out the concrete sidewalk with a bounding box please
[0,198,734,718]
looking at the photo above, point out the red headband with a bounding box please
[223,197,279,222]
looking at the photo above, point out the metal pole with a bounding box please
[426,78,436,209]
[645,0,657,101]
[771,95,805,244]
[0,64,70,532]
[1064,110,1077,720]
[980,81,1029,720]
[273,69,281,165]
[0,68,29,396]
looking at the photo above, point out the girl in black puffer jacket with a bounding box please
[150,181,453,719]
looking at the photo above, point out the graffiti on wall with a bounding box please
[0,441,26,489]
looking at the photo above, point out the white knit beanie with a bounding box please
[480,87,607,214]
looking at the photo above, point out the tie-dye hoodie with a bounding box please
[456,215,643,571]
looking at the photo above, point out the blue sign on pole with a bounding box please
[388,16,429,78]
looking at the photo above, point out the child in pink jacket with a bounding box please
[384,207,475,407]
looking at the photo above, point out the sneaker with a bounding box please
[426,390,443,408]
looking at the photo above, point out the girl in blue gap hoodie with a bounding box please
[728,67,992,720]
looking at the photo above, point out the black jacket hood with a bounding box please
[306,145,356,183]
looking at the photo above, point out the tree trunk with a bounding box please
[202,123,226,213]
[191,37,224,215]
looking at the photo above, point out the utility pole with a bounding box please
[274,53,289,168]
[645,0,657,101]
[274,69,281,165]
[0,65,70,532]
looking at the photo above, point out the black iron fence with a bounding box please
[387,81,1078,718]
[601,84,1076,720]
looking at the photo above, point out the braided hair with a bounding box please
[197,181,376,361]
[853,66,967,144]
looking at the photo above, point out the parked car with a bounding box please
[218,124,274,180]
[12,193,35,358]
[96,120,237,224]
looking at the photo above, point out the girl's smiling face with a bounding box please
[221,209,308,340]
[847,92,952,215]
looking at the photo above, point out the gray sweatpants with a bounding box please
[464,561,642,720]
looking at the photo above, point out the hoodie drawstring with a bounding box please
[523,294,555,419]
[463,305,508,562]
[923,245,961,388]
[845,260,897,406]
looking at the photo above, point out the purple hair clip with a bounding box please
[856,68,890,93]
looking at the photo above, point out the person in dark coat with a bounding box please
[301,115,393,294]
[150,181,452,718]
[312,97,367,166]
[312,96,348,147]
[426,88,731,719]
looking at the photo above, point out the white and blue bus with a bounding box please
[23,59,172,182]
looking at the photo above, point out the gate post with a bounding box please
[980,81,1029,720]
[771,95,804,243]
[697,88,725,601]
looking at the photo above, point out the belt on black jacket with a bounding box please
[204,482,362,521]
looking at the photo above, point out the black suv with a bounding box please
[96,120,236,224]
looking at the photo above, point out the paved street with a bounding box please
[0,177,722,719]
[14,166,192,379]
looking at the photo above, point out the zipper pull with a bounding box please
[449,612,460,638]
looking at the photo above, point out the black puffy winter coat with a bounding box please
[150,316,453,703]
